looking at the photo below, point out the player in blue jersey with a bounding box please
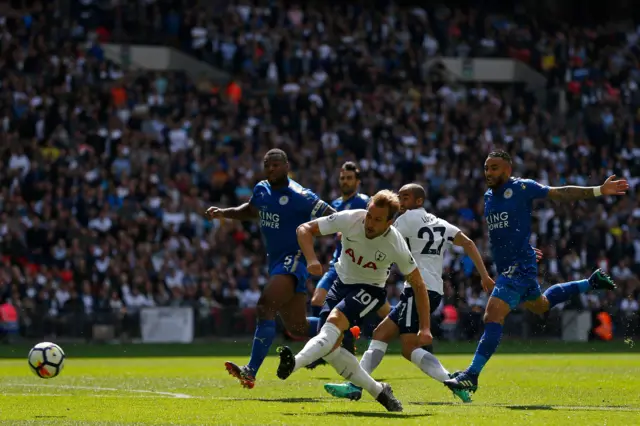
[444,150,629,394]
[311,162,370,314]
[205,149,335,389]
[303,162,372,369]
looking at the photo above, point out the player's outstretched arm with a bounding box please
[405,268,432,345]
[204,203,258,221]
[453,231,495,292]
[547,175,629,202]
[296,220,324,275]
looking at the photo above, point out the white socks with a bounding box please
[360,340,388,375]
[324,347,383,398]
[293,323,341,372]
[410,348,450,382]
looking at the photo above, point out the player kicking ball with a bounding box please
[324,184,491,403]
[205,149,335,389]
[276,190,434,412]
[444,150,628,395]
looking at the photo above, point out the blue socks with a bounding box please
[307,317,320,337]
[543,279,590,309]
[468,322,503,375]
[247,319,276,375]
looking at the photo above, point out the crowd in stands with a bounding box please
[0,0,638,341]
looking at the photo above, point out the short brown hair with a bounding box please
[368,190,400,220]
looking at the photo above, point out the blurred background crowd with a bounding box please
[0,0,638,343]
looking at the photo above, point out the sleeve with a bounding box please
[316,210,358,236]
[392,214,410,238]
[444,220,461,247]
[520,179,550,200]
[300,189,330,219]
[248,184,262,207]
[393,236,418,276]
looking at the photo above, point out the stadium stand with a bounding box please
[0,0,638,343]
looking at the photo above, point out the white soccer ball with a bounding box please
[28,342,65,379]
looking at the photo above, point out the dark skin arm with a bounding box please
[547,175,629,202]
[204,203,258,221]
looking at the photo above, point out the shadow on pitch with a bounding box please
[225,397,328,403]
[284,412,431,419]
[411,402,554,410]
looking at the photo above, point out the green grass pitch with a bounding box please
[0,342,638,425]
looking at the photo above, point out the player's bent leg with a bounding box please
[323,347,403,412]
[277,308,349,380]
[400,334,472,403]
[538,269,616,312]
[324,316,398,401]
[444,294,512,394]
[226,274,295,389]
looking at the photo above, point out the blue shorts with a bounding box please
[491,273,542,310]
[316,266,338,292]
[320,278,387,327]
[388,288,442,335]
[269,252,309,293]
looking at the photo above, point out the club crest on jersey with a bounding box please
[374,250,387,262]
[504,188,513,199]
[345,248,378,270]
[345,203,351,209]
[279,196,289,205]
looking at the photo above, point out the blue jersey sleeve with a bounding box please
[520,179,549,200]
[299,189,329,219]
[249,183,264,207]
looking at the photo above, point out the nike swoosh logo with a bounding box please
[346,237,356,242]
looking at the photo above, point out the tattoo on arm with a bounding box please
[547,186,596,202]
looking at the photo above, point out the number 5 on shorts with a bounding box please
[354,289,378,318]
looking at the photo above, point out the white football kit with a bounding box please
[393,208,461,295]
[316,210,417,288]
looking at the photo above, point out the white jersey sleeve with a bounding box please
[317,210,365,236]
[391,235,418,276]
[394,209,460,295]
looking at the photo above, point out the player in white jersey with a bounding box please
[276,190,434,412]
[323,183,493,403]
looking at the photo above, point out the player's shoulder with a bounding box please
[353,193,370,207]
[254,180,270,191]
[386,225,410,249]
[287,179,318,200]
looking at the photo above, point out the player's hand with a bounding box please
[204,206,224,220]
[417,328,433,346]
[600,175,629,196]
[336,232,342,241]
[533,247,544,263]
[307,260,323,276]
[481,276,495,293]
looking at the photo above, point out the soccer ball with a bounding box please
[28,342,65,379]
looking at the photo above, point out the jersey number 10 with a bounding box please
[406,226,446,256]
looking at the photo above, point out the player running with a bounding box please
[444,150,628,394]
[322,183,482,403]
[276,190,433,412]
[204,149,334,389]
[304,162,370,368]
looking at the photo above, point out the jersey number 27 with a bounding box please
[406,226,446,256]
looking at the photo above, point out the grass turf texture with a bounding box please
[0,341,638,425]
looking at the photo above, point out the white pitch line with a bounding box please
[7,384,199,399]
[1,392,165,399]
